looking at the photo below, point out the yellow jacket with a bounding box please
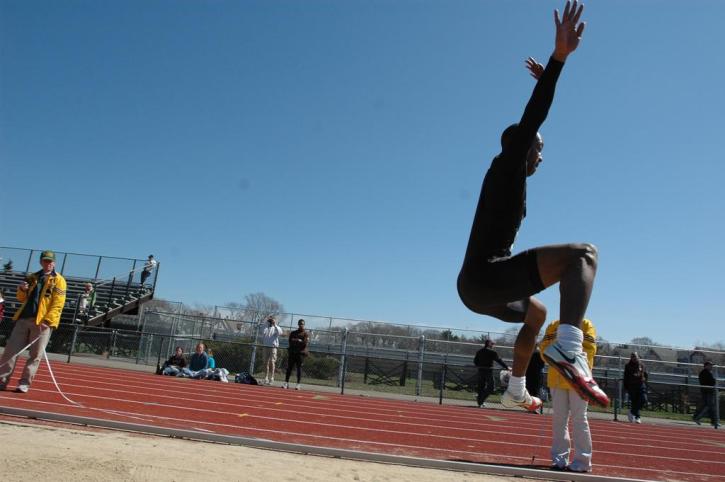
[14,270,67,328]
[540,319,597,390]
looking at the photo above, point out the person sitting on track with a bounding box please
[456,0,608,411]
[161,346,187,376]
[179,343,209,379]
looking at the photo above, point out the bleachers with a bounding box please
[1,267,155,327]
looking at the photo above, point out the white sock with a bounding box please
[508,376,526,399]
[557,323,584,353]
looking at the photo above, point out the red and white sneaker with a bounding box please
[542,342,610,407]
[501,388,542,412]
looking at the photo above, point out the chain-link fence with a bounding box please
[0,311,721,427]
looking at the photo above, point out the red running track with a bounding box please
[0,361,723,481]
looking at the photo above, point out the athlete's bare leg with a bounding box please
[512,297,546,377]
[535,243,598,327]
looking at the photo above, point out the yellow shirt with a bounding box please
[540,319,597,391]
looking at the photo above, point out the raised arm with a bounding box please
[505,1,586,159]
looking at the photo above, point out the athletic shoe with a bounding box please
[281,382,288,389]
[501,388,542,412]
[568,465,592,473]
[269,378,274,384]
[635,417,641,424]
[693,417,701,426]
[0,383,6,391]
[628,412,634,423]
[542,342,610,407]
[263,378,270,385]
[478,403,487,409]
[16,384,29,393]
[295,384,301,390]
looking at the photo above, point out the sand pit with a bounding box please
[0,418,527,482]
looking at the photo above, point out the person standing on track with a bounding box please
[457,0,608,411]
[283,319,309,390]
[474,339,509,408]
[0,250,67,393]
[262,316,283,385]
[540,319,597,473]
[693,361,720,429]
[623,352,647,423]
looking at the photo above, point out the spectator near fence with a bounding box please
[0,250,67,393]
[541,318,597,473]
[207,349,216,369]
[262,316,283,385]
[78,282,96,317]
[161,346,187,376]
[623,352,648,423]
[140,255,157,286]
[179,343,209,379]
[693,361,720,429]
[283,319,309,390]
[474,339,509,408]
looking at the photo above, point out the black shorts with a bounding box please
[457,249,545,323]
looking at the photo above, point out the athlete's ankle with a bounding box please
[556,323,584,353]
[507,376,526,399]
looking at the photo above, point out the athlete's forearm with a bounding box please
[517,56,564,139]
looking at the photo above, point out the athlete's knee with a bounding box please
[525,298,547,330]
[582,243,598,265]
[569,243,597,269]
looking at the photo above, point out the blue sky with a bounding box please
[2,0,723,348]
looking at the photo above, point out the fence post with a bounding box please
[615,355,623,421]
[337,328,348,390]
[67,324,80,363]
[249,321,261,374]
[439,364,447,405]
[111,329,118,358]
[146,334,154,364]
[94,256,103,280]
[715,364,721,428]
[156,336,164,372]
[338,328,348,393]
[25,250,33,273]
[416,335,425,397]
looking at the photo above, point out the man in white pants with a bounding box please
[0,250,67,393]
[540,318,597,473]
[261,316,283,385]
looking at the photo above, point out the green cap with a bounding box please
[40,250,56,261]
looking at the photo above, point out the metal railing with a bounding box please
[0,246,158,288]
[5,310,718,425]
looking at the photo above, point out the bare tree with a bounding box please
[242,292,283,324]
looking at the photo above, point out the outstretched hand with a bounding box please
[525,57,544,80]
[553,0,585,62]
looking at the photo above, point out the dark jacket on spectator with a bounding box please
[164,354,186,369]
[623,361,647,391]
[288,329,309,355]
[474,347,508,370]
[699,368,716,397]
[189,352,209,371]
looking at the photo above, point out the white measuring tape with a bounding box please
[7,333,153,423]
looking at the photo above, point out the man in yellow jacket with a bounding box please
[0,250,66,393]
[540,319,597,473]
